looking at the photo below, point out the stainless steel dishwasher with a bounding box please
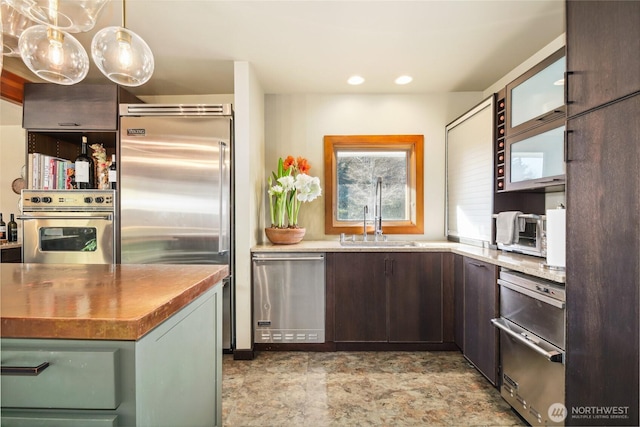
[252,252,325,343]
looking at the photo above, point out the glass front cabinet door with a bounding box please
[504,120,565,191]
[506,48,566,137]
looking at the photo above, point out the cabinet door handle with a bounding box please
[1,362,50,376]
[384,259,394,276]
[564,129,573,163]
[468,261,486,268]
[58,122,80,126]
[534,178,564,184]
[564,71,574,105]
[536,110,563,121]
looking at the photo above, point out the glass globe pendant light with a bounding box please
[91,0,154,87]
[6,0,108,33]
[18,25,89,85]
[2,1,36,57]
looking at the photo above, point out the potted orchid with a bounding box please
[266,156,322,244]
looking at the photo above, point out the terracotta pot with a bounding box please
[265,227,306,245]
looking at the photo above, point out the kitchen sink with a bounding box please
[338,239,452,248]
[339,239,414,247]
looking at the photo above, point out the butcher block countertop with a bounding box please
[0,263,228,341]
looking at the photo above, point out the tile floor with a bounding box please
[222,351,525,426]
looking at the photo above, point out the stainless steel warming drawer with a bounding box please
[252,253,325,343]
[492,269,566,426]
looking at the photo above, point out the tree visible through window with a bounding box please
[324,135,424,235]
[336,151,408,221]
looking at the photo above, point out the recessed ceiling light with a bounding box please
[348,75,365,85]
[395,75,413,85]
[554,78,565,86]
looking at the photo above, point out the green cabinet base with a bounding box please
[1,283,223,427]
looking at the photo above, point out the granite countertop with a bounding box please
[252,240,565,283]
[0,263,228,341]
[0,242,22,249]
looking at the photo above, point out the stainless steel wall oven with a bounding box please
[20,190,116,264]
[491,269,566,426]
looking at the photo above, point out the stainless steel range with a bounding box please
[491,269,566,426]
[20,190,116,264]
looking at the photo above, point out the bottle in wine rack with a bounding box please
[75,136,95,189]
[108,154,117,190]
[8,214,18,242]
[0,213,6,240]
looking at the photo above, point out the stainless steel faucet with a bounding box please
[374,177,383,240]
[363,205,369,241]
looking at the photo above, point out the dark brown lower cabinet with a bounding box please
[0,247,22,263]
[462,257,498,385]
[565,93,639,426]
[453,254,464,351]
[388,252,442,342]
[332,252,444,343]
[333,252,387,342]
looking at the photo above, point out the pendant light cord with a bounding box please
[122,0,126,28]
[52,0,59,27]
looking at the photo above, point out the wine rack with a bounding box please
[495,93,506,192]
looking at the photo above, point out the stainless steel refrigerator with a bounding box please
[119,104,234,351]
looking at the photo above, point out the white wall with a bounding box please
[233,61,265,352]
[483,34,566,98]
[263,93,483,242]
[0,100,25,231]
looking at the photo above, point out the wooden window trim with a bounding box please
[324,134,424,235]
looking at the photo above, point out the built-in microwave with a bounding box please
[504,119,565,192]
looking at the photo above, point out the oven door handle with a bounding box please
[17,215,113,221]
[491,318,564,363]
[497,279,565,309]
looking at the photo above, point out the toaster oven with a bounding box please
[493,213,546,258]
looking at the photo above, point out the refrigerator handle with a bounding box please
[219,141,229,254]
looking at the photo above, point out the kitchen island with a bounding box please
[1,263,228,427]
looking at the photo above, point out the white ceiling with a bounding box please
[4,0,565,97]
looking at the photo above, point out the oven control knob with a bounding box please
[42,197,52,203]
[84,197,93,203]
[30,197,41,203]
[95,197,104,203]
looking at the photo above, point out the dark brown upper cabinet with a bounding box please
[23,83,140,131]
[566,0,640,118]
[501,48,566,192]
[505,48,566,138]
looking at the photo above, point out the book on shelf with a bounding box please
[28,153,74,190]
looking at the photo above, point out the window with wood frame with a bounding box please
[324,135,424,235]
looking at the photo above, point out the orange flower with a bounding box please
[283,156,296,171]
[297,157,311,174]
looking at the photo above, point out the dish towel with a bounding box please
[496,211,522,244]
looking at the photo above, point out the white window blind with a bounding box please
[446,97,494,244]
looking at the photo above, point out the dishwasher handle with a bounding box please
[491,318,564,363]
[252,255,325,262]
